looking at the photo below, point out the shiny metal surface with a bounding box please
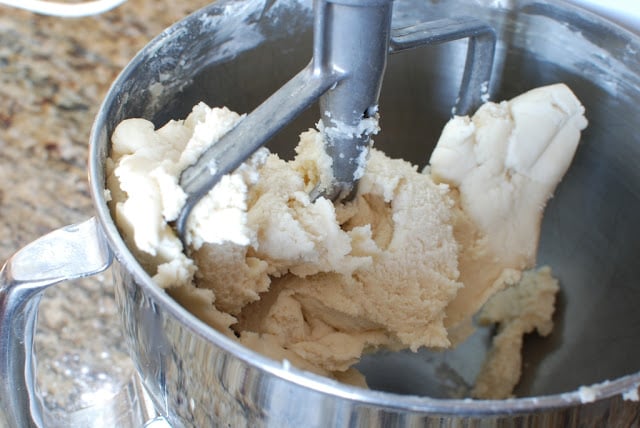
[567,0,640,33]
[89,0,640,425]
[388,15,495,117]
[0,219,112,427]
[314,0,391,201]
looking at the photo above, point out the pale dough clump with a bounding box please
[107,83,587,394]
[472,266,560,399]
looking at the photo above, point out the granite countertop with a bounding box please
[0,0,209,423]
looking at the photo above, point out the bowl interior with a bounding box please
[96,0,640,398]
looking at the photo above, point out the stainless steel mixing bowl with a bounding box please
[2,0,640,426]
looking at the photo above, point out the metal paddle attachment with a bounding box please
[174,0,496,244]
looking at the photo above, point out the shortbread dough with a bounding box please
[106,83,587,393]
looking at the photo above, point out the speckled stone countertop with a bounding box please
[0,1,209,424]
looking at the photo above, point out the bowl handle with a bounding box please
[0,218,113,427]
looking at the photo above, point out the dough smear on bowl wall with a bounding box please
[106,82,587,399]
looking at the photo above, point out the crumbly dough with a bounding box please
[106,83,587,392]
[471,266,560,399]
